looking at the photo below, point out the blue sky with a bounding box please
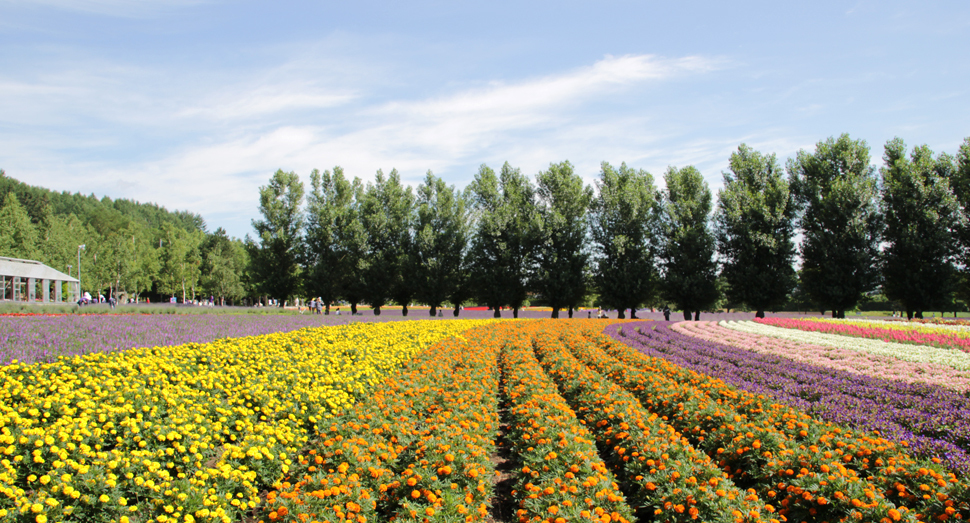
[1,1,968,239]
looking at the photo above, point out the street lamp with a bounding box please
[77,244,85,301]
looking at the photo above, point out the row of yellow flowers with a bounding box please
[0,320,493,523]
[592,325,969,522]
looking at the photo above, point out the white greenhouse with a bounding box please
[0,256,79,304]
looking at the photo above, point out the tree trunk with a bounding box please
[617,309,626,319]
[401,304,408,316]
[906,309,913,320]
[493,307,501,318]
[916,310,923,319]
[568,306,574,318]
[694,310,700,321]
[683,310,691,321]
[429,305,437,316]
[631,308,638,319]
[513,307,519,318]
[453,304,461,317]
[325,303,330,315]
[756,310,765,318]
[374,306,381,315]
[351,303,358,315]
[552,307,560,319]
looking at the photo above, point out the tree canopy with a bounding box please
[881,138,964,318]
[533,161,593,318]
[788,134,882,318]
[248,169,305,304]
[659,165,719,320]
[715,144,797,318]
[413,171,470,317]
[591,162,660,318]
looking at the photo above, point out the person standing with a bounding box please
[663,305,671,321]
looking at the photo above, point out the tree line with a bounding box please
[0,172,248,304]
[246,134,970,320]
[3,133,969,318]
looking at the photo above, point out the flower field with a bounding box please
[613,322,970,477]
[261,320,967,522]
[0,314,374,365]
[722,319,970,372]
[672,321,970,391]
[753,317,970,352]
[3,317,969,522]
[0,320,493,522]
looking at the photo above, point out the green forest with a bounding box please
[3,134,970,319]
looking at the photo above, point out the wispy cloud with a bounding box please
[343,54,725,164]
[3,52,731,236]
[177,87,357,121]
[68,54,722,223]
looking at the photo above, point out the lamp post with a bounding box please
[77,244,85,301]
[67,265,72,278]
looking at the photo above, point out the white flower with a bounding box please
[720,321,970,371]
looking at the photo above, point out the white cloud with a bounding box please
[2,52,729,237]
[177,88,357,121]
[342,54,723,163]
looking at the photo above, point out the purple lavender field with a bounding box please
[0,306,567,365]
[606,321,970,475]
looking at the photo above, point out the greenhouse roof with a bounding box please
[0,257,78,282]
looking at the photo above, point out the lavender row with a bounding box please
[604,321,970,475]
[0,314,385,365]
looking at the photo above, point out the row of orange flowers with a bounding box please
[592,325,969,521]
[533,322,773,522]
[501,322,636,523]
[255,319,969,523]
[260,327,500,523]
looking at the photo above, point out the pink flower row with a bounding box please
[755,317,970,353]
[671,321,970,392]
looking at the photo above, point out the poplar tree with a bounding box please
[715,144,797,318]
[468,162,539,318]
[881,138,964,319]
[305,167,354,313]
[953,138,970,307]
[591,162,660,318]
[534,161,593,318]
[248,169,305,305]
[788,134,882,318]
[360,169,414,315]
[659,165,719,320]
[334,178,367,315]
[413,171,470,317]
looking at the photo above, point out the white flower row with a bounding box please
[719,320,970,372]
